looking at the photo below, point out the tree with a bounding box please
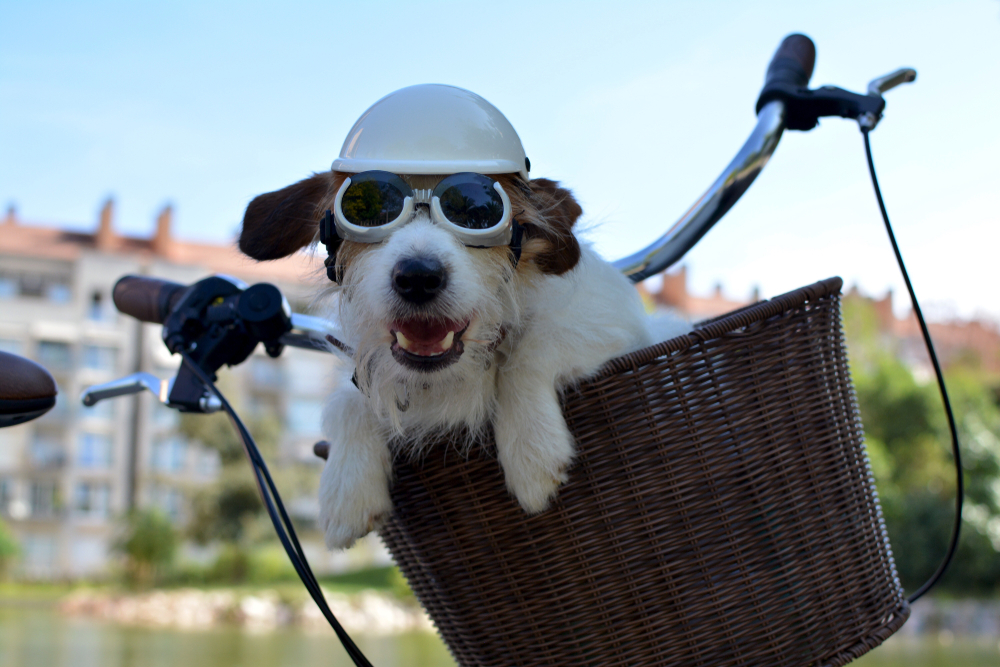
[113,509,177,588]
[843,294,1000,596]
[0,518,18,580]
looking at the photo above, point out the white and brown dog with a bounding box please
[241,171,687,549]
[238,86,688,548]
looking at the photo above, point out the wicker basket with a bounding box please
[379,277,908,667]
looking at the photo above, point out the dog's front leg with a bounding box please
[318,384,393,549]
[494,364,574,514]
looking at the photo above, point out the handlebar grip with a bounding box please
[0,351,57,427]
[764,33,816,88]
[113,275,188,324]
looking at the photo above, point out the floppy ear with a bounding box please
[523,178,582,275]
[239,172,334,260]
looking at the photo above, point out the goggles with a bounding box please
[326,171,518,248]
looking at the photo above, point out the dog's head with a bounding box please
[239,170,583,418]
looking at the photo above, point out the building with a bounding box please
[0,202,359,578]
[637,265,756,320]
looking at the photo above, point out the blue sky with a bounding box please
[2,0,998,319]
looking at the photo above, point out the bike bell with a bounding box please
[331,84,531,180]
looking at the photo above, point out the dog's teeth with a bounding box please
[441,331,455,350]
[395,331,412,351]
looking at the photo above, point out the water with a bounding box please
[0,605,454,667]
[1,605,998,667]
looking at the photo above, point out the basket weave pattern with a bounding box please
[380,277,908,666]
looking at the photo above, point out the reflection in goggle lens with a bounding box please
[436,175,504,230]
[342,177,406,227]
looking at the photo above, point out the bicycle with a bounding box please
[0,33,958,667]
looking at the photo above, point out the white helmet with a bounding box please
[331,84,531,181]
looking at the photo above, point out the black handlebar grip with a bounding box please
[764,33,816,88]
[112,275,187,324]
[0,351,58,427]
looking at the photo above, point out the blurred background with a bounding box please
[1,1,998,665]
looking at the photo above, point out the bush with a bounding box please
[0,519,18,580]
[113,509,177,588]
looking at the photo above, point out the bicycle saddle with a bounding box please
[0,351,58,428]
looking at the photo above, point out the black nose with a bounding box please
[392,257,448,305]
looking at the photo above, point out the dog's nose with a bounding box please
[392,257,448,304]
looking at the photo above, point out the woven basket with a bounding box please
[379,277,908,667]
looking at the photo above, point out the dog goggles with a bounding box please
[329,171,516,247]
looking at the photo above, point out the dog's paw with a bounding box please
[504,457,570,514]
[496,416,575,515]
[317,426,393,550]
[319,461,393,549]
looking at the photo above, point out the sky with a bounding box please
[2,0,998,321]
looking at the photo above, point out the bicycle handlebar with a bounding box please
[113,275,188,324]
[763,33,816,89]
[613,34,816,282]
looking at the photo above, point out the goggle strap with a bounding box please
[321,210,343,283]
[510,217,523,266]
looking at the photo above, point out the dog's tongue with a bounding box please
[396,319,455,344]
[393,318,466,356]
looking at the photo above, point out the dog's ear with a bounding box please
[239,172,335,260]
[523,178,582,275]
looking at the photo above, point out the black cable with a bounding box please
[179,352,375,667]
[861,128,964,603]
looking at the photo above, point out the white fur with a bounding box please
[318,210,689,548]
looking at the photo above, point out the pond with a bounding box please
[1,604,997,667]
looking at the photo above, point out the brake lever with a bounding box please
[81,372,221,413]
[859,67,917,130]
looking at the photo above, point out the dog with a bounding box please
[239,170,689,548]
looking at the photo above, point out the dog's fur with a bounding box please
[240,171,689,549]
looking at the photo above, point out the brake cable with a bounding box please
[179,351,375,667]
[860,130,964,603]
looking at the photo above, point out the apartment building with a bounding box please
[0,202,345,578]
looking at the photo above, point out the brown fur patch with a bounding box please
[498,176,582,275]
[239,172,345,260]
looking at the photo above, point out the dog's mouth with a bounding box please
[390,317,470,372]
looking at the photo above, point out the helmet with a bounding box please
[331,84,530,181]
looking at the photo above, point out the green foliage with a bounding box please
[843,294,1000,597]
[179,407,284,545]
[113,509,177,588]
[0,519,18,579]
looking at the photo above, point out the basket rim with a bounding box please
[594,276,844,379]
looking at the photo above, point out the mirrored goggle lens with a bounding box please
[341,172,408,227]
[435,174,505,230]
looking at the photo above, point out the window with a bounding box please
[196,449,220,478]
[0,339,21,355]
[36,341,72,370]
[151,437,187,472]
[30,434,65,469]
[81,397,113,422]
[45,282,71,304]
[0,478,13,514]
[149,484,183,520]
[82,345,118,372]
[0,272,70,301]
[0,275,16,299]
[78,432,113,468]
[250,357,285,388]
[286,397,324,436]
[74,482,110,518]
[29,481,59,517]
[87,290,115,323]
[151,405,179,429]
[20,534,56,571]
